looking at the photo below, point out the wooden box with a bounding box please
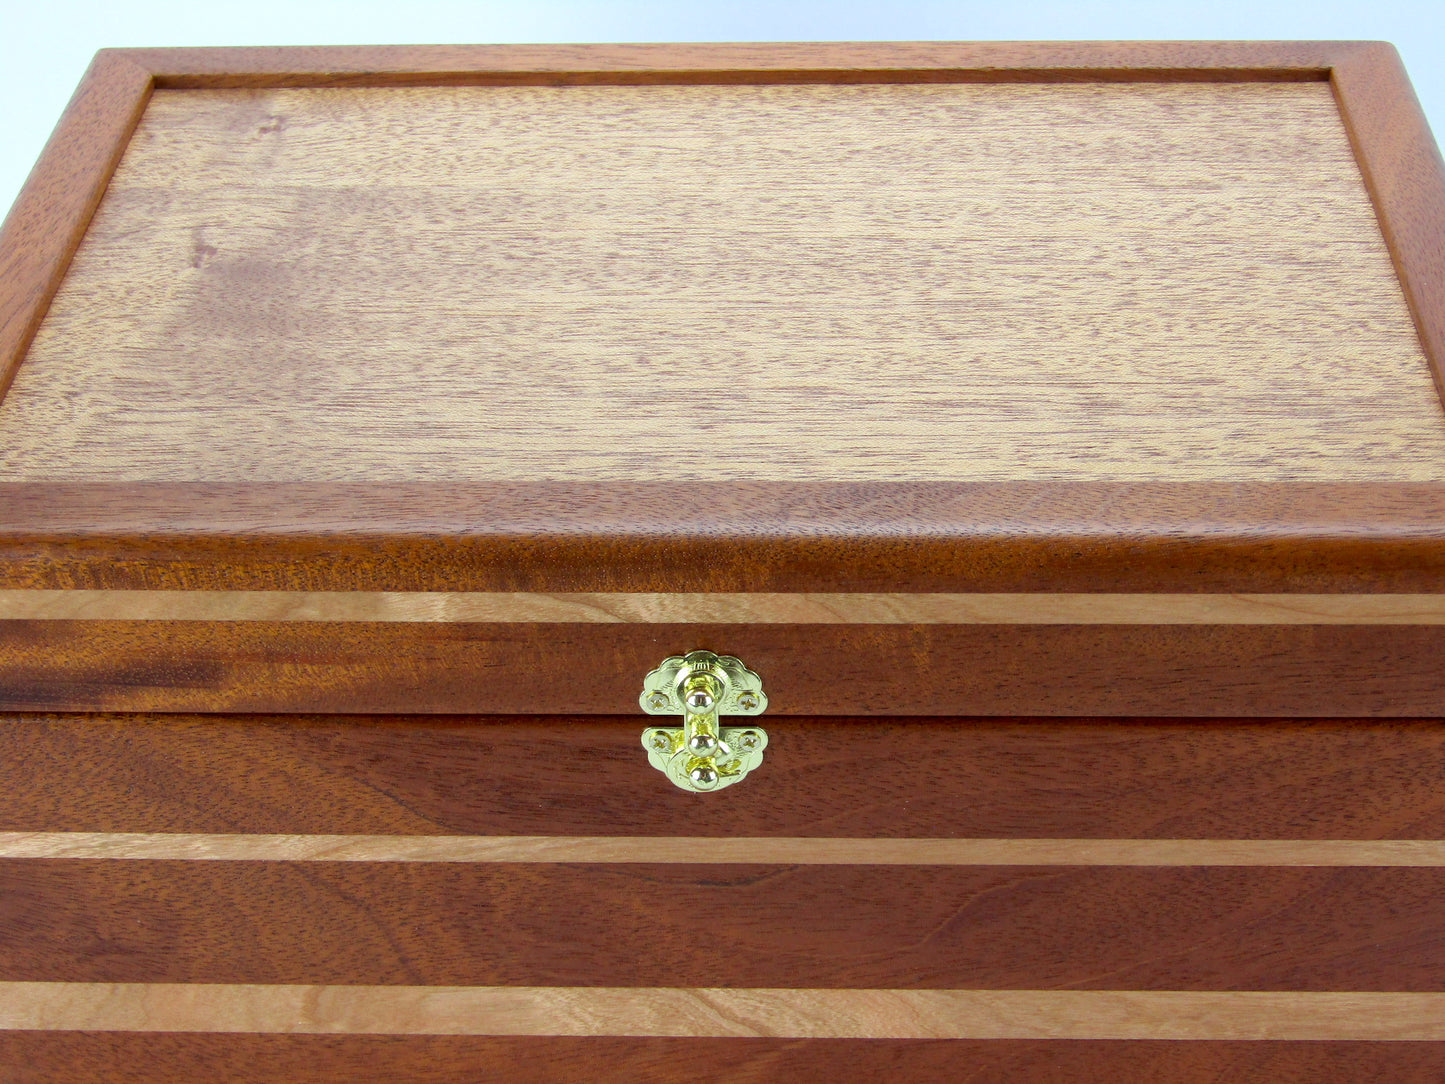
[2,42,1445,1080]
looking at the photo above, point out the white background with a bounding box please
[2,0,1443,221]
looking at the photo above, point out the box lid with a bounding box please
[2,43,1444,717]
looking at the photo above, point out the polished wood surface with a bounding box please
[9,589,1445,623]
[4,482,1445,595]
[4,985,1445,1040]
[6,1035,1445,1084]
[1332,44,1445,404]
[1,45,1444,602]
[4,43,1445,1072]
[3,82,1436,485]
[4,619,1445,715]
[4,711,1444,1064]
[5,833,1442,866]
[6,714,1443,838]
[0,54,152,404]
[7,860,1440,989]
[113,40,1354,84]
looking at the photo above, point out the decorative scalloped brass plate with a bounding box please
[639,650,768,792]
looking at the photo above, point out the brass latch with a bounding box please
[639,650,768,792]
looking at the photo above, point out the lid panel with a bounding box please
[1,80,1442,483]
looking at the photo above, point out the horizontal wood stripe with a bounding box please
[6,862,1441,989]
[7,590,1445,624]
[7,715,1444,840]
[7,482,1445,597]
[4,985,1444,1040]
[9,1036,1445,1084]
[5,621,1445,716]
[2,833,1443,866]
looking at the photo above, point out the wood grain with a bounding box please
[2,82,1438,484]
[5,1034,1445,1084]
[3,49,1443,1077]
[4,833,1443,866]
[120,40,1348,86]
[3,620,1445,715]
[1332,44,1445,404]
[9,589,1445,623]
[6,481,1445,594]
[0,53,151,404]
[6,714,1444,839]
[4,45,1445,605]
[4,861,1442,989]
[3,985,1444,1039]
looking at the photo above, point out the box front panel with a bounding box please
[3,712,1445,1079]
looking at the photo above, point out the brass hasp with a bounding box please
[639,650,768,793]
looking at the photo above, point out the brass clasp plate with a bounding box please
[639,650,768,792]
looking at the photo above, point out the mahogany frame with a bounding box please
[1,42,1444,594]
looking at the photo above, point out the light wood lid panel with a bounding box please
[1,81,1441,482]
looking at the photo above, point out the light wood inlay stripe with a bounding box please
[4,984,1443,1039]
[3,834,1443,866]
[4,590,1445,624]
